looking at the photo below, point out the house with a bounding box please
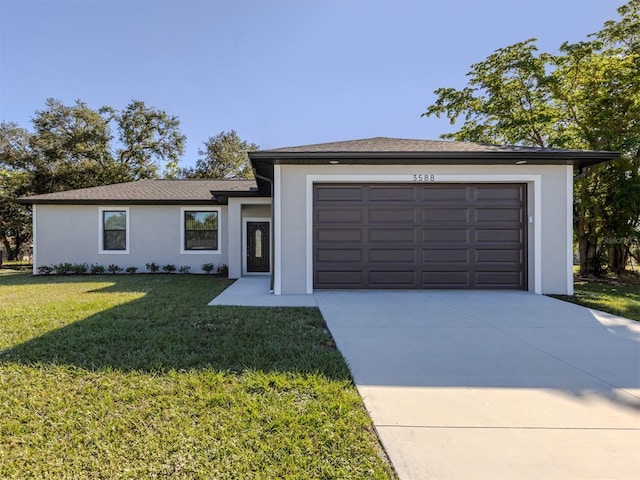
[17,137,618,295]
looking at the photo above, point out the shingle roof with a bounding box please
[17,179,257,204]
[259,137,595,154]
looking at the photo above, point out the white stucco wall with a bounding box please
[274,163,573,295]
[34,204,229,273]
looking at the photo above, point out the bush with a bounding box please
[53,263,73,275]
[145,262,160,273]
[179,265,191,274]
[37,265,53,275]
[201,263,214,274]
[216,264,229,276]
[71,263,88,274]
[107,264,123,274]
[162,264,176,273]
[90,264,105,274]
[125,266,138,274]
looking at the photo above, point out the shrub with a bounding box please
[125,266,138,274]
[90,264,105,274]
[179,265,191,274]
[145,262,160,273]
[37,265,53,275]
[71,263,88,274]
[216,264,229,276]
[107,264,123,274]
[201,263,214,274]
[162,264,176,273]
[54,263,73,275]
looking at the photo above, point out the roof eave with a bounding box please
[15,198,223,206]
[249,150,620,167]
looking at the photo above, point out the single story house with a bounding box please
[17,137,618,295]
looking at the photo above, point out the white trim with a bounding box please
[566,166,574,295]
[273,164,282,295]
[180,206,222,255]
[242,217,271,275]
[99,206,130,254]
[305,174,542,294]
[32,204,37,275]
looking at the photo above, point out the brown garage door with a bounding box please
[313,183,526,289]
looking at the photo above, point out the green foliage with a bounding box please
[181,130,258,179]
[162,264,177,273]
[201,262,214,273]
[114,100,186,179]
[145,262,160,273]
[71,263,88,274]
[1,99,187,259]
[0,275,394,478]
[178,265,191,274]
[423,1,640,275]
[53,262,73,275]
[107,264,123,274]
[36,265,53,275]
[90,264,105,274]
[125,266,138,274]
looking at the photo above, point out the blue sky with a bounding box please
[0,0,622,167]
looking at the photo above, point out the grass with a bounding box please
[552,272,640,322]
[0,272,395,479]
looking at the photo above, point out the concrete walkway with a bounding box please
[211,279,640,479]
[209,276,317,307]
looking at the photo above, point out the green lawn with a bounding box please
[552,277,640,322]
[0,272,395,479]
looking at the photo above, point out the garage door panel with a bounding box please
[314,183,526,290]
[476,208,523,223]
[422,207,470,223]
[421,187,470,202]
[317,228,362,242]
[476,249,522,263]
[423,249,469,263]
[369,186,417,202]
[475,228,522,243]
[369,208,415,224]
[422,271,470,286]
[317,248,362,263]
[316,270,363,286]
[423,228,470,243]
[315,186,363,202]
[316,208,362,223]
[475,185,524,201]
[369,271,416,286]
[369,228,415,243]
[475,271,523,287]
[370,249,416,263]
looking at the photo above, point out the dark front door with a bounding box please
[247,222,270,273]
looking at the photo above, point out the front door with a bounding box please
[247,222,270,273]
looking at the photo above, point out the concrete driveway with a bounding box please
[314,291,640,480]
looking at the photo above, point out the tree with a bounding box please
[114,100,186,179]
[0,123,35,259]
[423,0,640,276]
[182,130,258,179]
[0,99,187,259]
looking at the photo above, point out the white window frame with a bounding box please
[180,207,222,254]
[99,206,130,254]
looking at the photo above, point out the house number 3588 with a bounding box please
[412,174,436,182]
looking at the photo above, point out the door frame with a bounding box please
[242,217,271,275]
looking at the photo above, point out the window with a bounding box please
[182,209,219,252]
[99,207,129,254]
